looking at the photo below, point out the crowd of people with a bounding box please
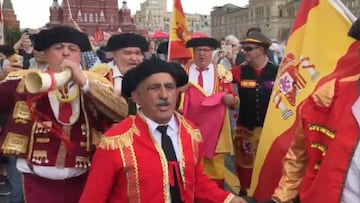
[0,13,358,203]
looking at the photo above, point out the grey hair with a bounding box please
[225,35,239,45]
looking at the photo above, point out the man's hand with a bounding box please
[59,59,87,87]
[222,93,235,107]
[230,196,248,203]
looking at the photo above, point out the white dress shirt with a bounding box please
[112,64,123,96]
[188,63,215,96]
[142,113,180,160]
[342,96,360,202]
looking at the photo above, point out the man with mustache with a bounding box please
[80,58,246,203]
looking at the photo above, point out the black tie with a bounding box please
[127,98,137,115]
[157,125,183,203]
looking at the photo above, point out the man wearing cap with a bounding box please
[267,18,360,203]
[231,31,278,195]
[91,33,148,96]
[0,26,128,203]
[80,58,247,203]
[181,37,239,190]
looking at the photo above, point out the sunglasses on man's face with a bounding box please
[242,46,261,52]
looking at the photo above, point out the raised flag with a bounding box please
[249,0,360,200]
[168,0,192,62]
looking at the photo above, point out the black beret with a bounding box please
[186,37,219,48]
[169,62,188,87]
[157,41,169,54]
[0,45,15,57]
[33,26,91,52]
[349,18,360,40]
[107,33,148,52]
[240,31,271,49]
[122,58,184,98]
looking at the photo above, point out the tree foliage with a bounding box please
[4,26,21,46]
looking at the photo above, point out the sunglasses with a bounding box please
[242,46,261,52]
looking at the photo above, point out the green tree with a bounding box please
[4,26,21,46]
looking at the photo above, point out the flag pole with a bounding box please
[66,0,73,20]
[167,0,175,62]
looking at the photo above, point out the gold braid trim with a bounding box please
[4,69,31,80]
[88,63,112,77]
[98,118,139,150]
[86,79,128,121]
[216,63,233,83]
[223,193,235,203]
[84,70,112,85]
[16,79,26,93]
[176,113,202,142]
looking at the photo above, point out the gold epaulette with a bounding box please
[98,116,140,150]
[89,63,112,77]
[176,112,202,142]
[84,70,112,85]
[312,75,360,108]
[216,63,233,83]
[311,79,336,108]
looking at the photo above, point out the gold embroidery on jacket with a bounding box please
[314,161,321,170]
[32,150,49,164]
[75,156,91,168]
[2,132,29,154]
[119,145,140,203]
[55,126,71,168]
[178,126,186,190]
[27,123,37,160]
[178,115,202,142]
[80,94,91,151]
[98,117,139,150]
[308,124,336,139]
[13,101,34,124]
[35,138,50,143]
[310,141,327,156]
[34,121,52,134]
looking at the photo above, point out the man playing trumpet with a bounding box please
[0,26,127,203]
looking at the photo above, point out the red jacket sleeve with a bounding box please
[79,148,122,203]
[194,154,233,202]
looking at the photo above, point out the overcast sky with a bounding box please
[11,0,248,29]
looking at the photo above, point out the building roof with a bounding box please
[121,1,130,10]
[2,0,13,10]
[51,0,61,8]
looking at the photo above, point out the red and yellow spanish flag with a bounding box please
[250,0,360,200]
[168,0,192,62]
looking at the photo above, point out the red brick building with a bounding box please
[49,0,136,36]
[2,0,19,29]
